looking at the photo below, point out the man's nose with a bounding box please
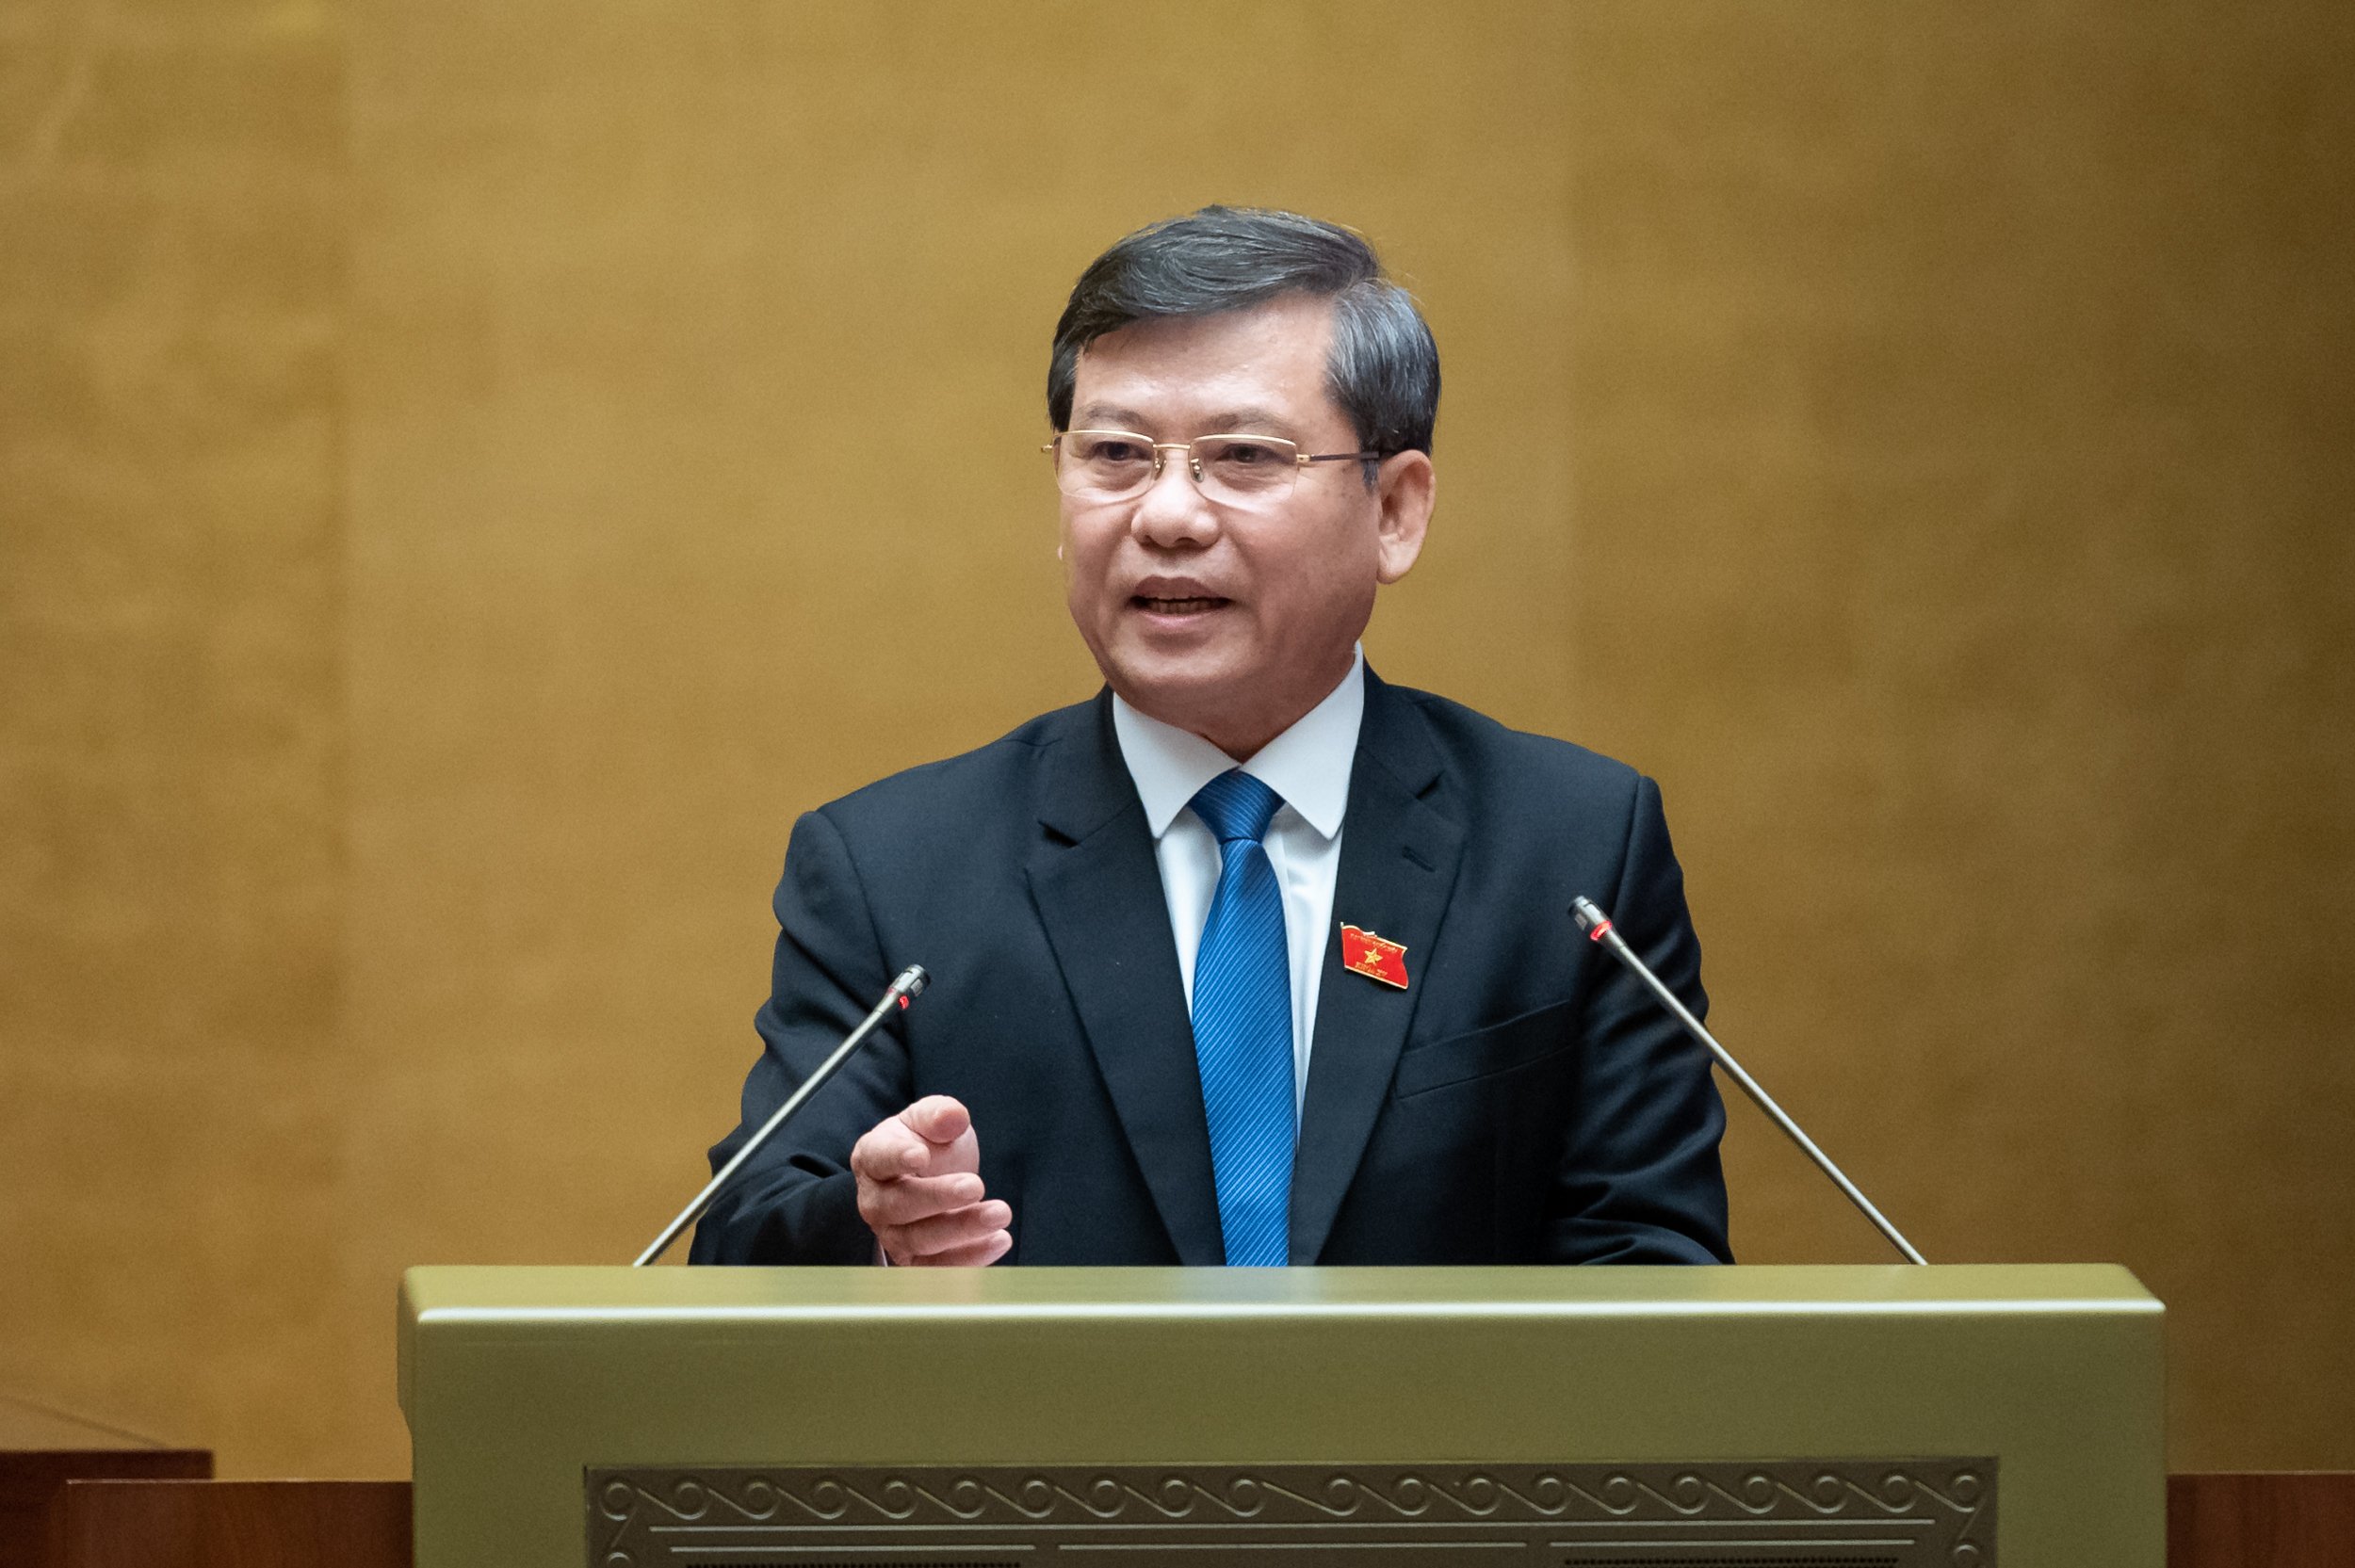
[1129,449,1219,548]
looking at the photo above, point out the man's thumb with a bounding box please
[904,1094,971,1146]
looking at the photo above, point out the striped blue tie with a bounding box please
[1188,769,1295,1267]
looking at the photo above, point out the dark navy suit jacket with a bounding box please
[689,671,1730,1267]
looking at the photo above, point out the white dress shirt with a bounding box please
[1110,648,1365,1113]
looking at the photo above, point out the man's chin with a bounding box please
[1104,658,1253,732]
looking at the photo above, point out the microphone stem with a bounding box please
[634,964,929,1267]
[1578,904,1926,1266]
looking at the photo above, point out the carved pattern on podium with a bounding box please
[591,1458,1993,1565]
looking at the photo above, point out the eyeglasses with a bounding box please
[1043,429,1381,506]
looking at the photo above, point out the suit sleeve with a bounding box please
[687,808,913,1264]
[1543,775,1733,1264]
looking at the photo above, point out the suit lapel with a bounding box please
[1290,673,1464,1263]
[1026,693,1226,1264]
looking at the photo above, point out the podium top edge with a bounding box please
[398,1263,2160,1324]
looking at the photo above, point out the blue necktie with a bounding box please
[1188,769,1295,1267]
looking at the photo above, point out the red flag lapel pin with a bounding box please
[1340,925,1409,990]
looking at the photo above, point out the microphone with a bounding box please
[1570,897,1926,1266]
[633,964,931,1267]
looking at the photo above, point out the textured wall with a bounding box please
[1561,4,2355,1467]
[0,0,357,1466]
[2,0,2347,1479]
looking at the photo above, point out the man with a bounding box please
[690,207,1730,1269]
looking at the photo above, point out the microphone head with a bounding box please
[1570,897,1607,933]
[898,964,931,998]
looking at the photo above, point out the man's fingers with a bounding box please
[853,1101,993,1254]
[914,1230,1014,1268]
[853,1099,975,1182]
[860,1173,985,1228]
[887,1213,1015,1268]
[849,1118,931,1182]
[901,1094,972,1147]
[887,1200,1011,1258]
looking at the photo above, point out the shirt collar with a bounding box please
[1112,647,1364,843]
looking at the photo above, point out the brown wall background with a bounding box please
[4,1,2348,1479]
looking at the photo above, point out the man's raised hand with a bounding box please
[850,1095,1014,1266]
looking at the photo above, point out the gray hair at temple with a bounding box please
[1047,206,1441,467]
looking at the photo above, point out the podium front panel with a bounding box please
[398,1263,2161,1567]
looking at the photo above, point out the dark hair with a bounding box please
[1048,206,1440,464]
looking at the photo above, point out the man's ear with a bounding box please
[1372,451,1435,585]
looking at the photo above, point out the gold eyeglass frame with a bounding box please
[1043,429,1383,500]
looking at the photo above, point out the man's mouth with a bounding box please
[1133,595,1227,615]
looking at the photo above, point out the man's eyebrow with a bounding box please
[1068,404,1304,436]
[1207,407,1292,433]
[1073,404,1152,429]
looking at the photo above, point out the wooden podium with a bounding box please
[0,1394,207,1568]
[400,1262,2166,1567]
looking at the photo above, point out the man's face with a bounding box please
[1058,295,1432,759]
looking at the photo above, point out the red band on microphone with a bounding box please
[1586,919,1614,943]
